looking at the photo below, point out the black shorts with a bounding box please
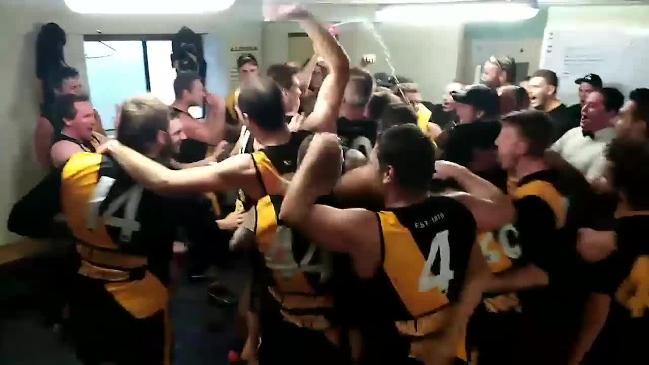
[68,275,170,365]
[467,306,524,365]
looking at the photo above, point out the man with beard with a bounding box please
[8,95,225,365]
[481,55,516,89]
[96,6,350,365]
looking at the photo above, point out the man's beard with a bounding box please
[156,136,177,167]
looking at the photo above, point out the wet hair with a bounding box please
[238,77,285,132]
[488,55,516,83]
[501,110,553,158]
[367,90,402,121]
[606,138,649,210]
[377,124,435,192]
[267,63,300,90]
[379,103,418,131]
[169,108,181,120]
[117,95,171,153]
[629,88,649,134]
[345,67,375,107]
[532,69,559,92]
[48,66,79,92]
[173,72,201,99]
[54,94,90,126]
[237,53,258,69]
[596,87,624,113]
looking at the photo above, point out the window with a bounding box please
[84,35,203,131]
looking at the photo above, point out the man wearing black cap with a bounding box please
[442,84,506,189]
[567,73,603,126]
[226,53,260,124]
[528,69,575,141]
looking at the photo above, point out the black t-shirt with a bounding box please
[547,104,578,142]
[567,103,582,128]
[585,215,649,364]
[426,102,457,131]
[442,120,507,190]
[336,117,378,157]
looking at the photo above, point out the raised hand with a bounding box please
[433,160,465,180]
[263,3,310,22]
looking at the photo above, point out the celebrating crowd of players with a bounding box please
[8,5,649,365]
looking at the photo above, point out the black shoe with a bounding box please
[207,281,238,307]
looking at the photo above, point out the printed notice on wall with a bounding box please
[540,29,642,104]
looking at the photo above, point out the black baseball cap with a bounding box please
[575,73,603,88]
[451,84,500,116]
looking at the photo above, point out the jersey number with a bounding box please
[418,230,454,293]
[86,176,143,242]
[265,225,331,283]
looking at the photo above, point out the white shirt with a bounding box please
[551,126,616,182]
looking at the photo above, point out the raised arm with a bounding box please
[102,141,261,197]
[435,161,514,232]
[297,54,319,93]
[283,8,349,133]
[279,133,380,271]
[180,93,227,146]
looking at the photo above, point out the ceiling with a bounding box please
[303,0,649,4]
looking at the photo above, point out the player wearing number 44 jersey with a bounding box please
[96,7,349,365]
[8,96,227,365]
[279,125,509,365]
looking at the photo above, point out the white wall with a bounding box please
[263,21,464,102]
[0,1,262,245]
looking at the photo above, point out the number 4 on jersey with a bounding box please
[86,176,143,242]
[418,230,454,294]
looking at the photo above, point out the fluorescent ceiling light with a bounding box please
[376,1,539,24]
[64,0,236,14]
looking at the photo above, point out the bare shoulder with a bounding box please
[50,140,84,165]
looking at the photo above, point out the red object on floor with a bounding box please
[228,350,241,364]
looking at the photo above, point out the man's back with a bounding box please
[362,195,477,363]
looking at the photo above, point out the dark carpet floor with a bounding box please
[0,259,249,365]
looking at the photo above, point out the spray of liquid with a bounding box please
[333,19,408,101]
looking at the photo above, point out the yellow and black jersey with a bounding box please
[248,130,341,330]
[8,152,224,365]
[9,152,223,288]
[582,214,649,365]
[250,130,312,197]
[365,196,476,362]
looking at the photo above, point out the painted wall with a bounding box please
[263,20,464,102]
[0,0,262,245]
[461,8,548,83]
